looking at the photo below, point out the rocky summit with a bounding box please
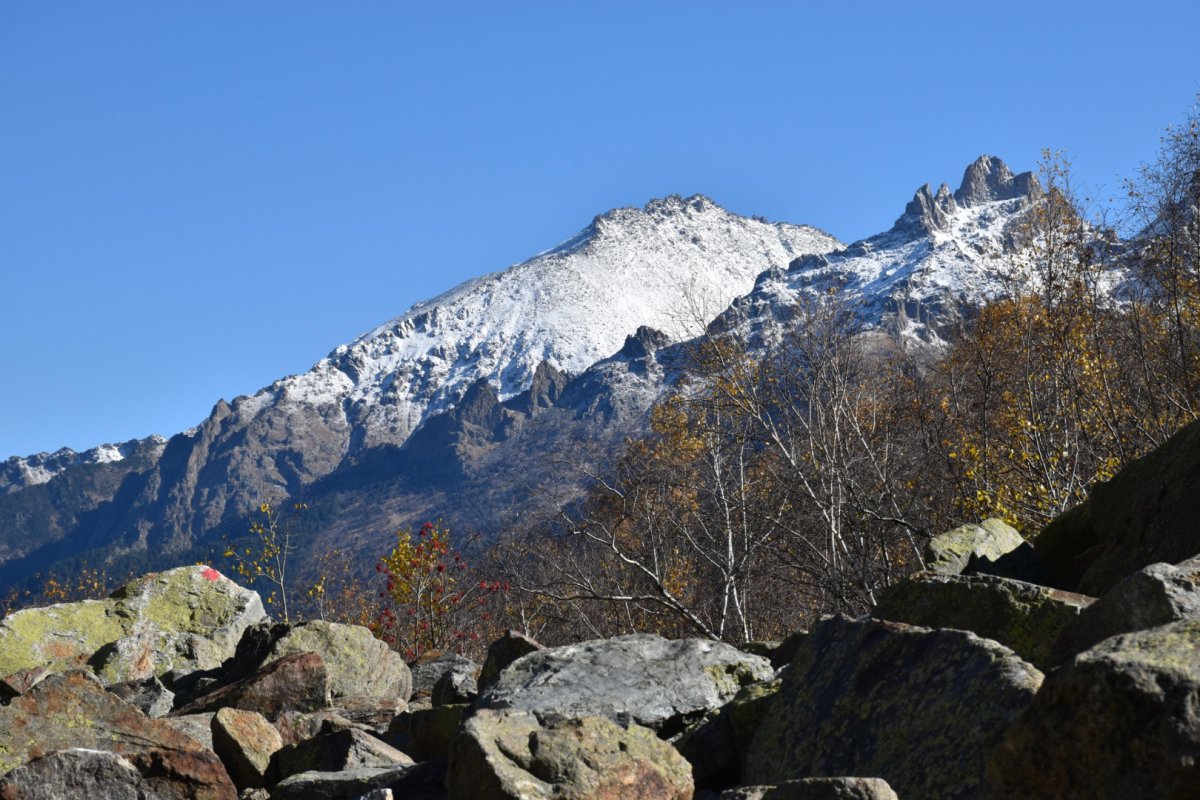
[3,419,1200,797]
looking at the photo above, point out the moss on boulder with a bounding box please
[234,620,411,702]
[0,599,127,677]
[925,519,1023,575]
[988,618,1200,799]
[745,616,1042,800]
[871,572,1093,668]
[0,565,264,685]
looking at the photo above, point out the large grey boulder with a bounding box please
[1052,555,1200,662]
[925,519,1023,575]
[477,634,772,731]
[871,572,1093,668]
[745,616,1042,800]
[447,709,693,800]
[988,618,1200,799]
[1034,417,1200,594]
[232,621,411,702]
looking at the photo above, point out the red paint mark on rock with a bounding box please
[201,567,221,582]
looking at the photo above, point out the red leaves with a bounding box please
[375,520,508,659]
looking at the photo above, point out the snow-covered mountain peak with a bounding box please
[714,156,1040,345]
[233,195,842,452]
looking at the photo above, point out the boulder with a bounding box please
[412,653,477,699]
[476,634,772,732]
[106,675,175,718]
[1033,417,1200,594]
[871,572,1093,668]
[210,707,282,790]
[988,618,1200,798]
[0,599,127,677]
[1051,555,1200,662]
[0,749,143,800]
[232,621,410,702]
[768,632,806,670]
[273,726,413,782]
[447,709,693,800]
[0,671,214,776]
[725,680,781,765]
[275,710,361,747]
[173,652,329,720]
[964,542,1056,586]
[329,695,406,733]
[745,616,1042,800]
[0,566,264,683]
[0,748,237,800]
[675,679,781,791]
[92,566,266,684]
[674,711,739,791]
[477,631,543,692]
[432,666,477,707]
[925,519,1023,575]
[719,778,898,799]
[270,766,415,800]
[123,748,238,800]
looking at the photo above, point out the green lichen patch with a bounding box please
[0,599,129,677]
[925,519,1023,574]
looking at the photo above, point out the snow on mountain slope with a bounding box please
[715,156,1041,344]
[246,194,840,450]
[0,436,167,495]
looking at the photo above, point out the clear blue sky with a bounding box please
[3,1,1198,458]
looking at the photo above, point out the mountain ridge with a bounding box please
[0,158,1075,588]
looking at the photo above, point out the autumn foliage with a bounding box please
[373,521,506,661]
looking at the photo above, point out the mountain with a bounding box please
[0,157,1081,590]
[1,437,166,496]
[0,197,839,583]
[713,156,1039,344]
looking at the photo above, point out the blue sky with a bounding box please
[2,1,1199,457]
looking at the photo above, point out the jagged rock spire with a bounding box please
[954,155,1037,207]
